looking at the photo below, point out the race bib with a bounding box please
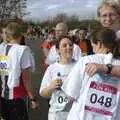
[0,55,9,75]
[55,91,68,110]
[85,81,118,117]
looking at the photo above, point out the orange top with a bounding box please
[40,41,53,70]
[40,41,53,49]
[79,40,88,56]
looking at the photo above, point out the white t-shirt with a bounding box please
[116,30,120,39]
[45,44,82,65]
[62,54,120,120]
[40,61,76,112]
[0,43,35,70]
[0,44,35,99]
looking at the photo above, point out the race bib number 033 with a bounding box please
[85,81,117,116]
[0,55,8,75]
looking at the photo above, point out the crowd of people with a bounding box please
[0,0,120,120]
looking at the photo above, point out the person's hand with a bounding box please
[68,96,74,103]
[85,63,98,77]
[50,79,62,90]
[31,101,39,109]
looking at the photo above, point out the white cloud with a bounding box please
[46,4,63,11]
[46,5,59,10]
[70,0,75,4]
[24,0,102,21]
[28,3,40,9]
[84,0,102,8]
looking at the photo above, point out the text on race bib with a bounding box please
[85,81,117,116]
[57,96,68,104]
[0,55,9,75]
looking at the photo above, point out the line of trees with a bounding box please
[0,0,28,24]
[26,13,101,31]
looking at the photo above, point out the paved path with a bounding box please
[26,36,49,120]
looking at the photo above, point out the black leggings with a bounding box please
[1,98,29,120]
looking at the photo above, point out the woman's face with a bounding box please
[58,38,73,60]
[99,5,120,30]
[78,30,86,40]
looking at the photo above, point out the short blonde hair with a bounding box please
[97,0,120,17]
[5,22,24,43]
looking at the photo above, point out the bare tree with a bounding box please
[53,13,69,22]
[0,0,28,24]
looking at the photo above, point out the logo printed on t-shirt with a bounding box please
[0,55,9,75]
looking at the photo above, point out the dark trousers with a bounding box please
[1,97,29,120]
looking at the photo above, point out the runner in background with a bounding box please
[40,29,55,70]
[46,22,82,65]
[76,28,93,56]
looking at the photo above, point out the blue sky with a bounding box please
[24,0,102,21]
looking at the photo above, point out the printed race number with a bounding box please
[0,55,9,75]
[0,62,7,69]
[58,96,67,104]
[90,93,112,108]
[85,81,117,116]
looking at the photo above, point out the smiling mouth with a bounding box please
[105,22,113,25]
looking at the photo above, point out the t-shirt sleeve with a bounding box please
[45,46,55,65]
[21,47,35,71]
[39,67,52,93]
[73,44,82,61]
[62,59,84,100]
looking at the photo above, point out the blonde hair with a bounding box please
[5,22,24,43]
[97,0,120,17]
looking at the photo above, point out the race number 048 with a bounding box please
[90,93,112,108]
